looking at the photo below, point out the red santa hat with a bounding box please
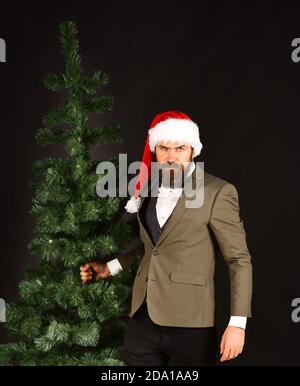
[124,110,203,213]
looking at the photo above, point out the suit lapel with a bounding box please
[137,195,154,247]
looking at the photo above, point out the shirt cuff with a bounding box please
[228,316,247,329]
[106,258,123,276]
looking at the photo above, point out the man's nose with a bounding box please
[166,150,176,162]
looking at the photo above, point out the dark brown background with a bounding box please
[0,1,300,365]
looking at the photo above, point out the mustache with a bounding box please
[157,162,183,171]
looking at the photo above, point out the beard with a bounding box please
[148,151,194,193]
[157,162,185,189]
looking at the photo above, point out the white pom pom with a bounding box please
[124,196,141,213]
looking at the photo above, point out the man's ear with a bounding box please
[191,147,195,159]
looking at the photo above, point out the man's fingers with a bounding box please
[80,268,92,276]
[80,264,90,271]
[80,271,92,278]
[231,344,243,358]
[80,262,110,283]
[220,348,229,362]
[80,268,93,283]
[220,338,225,354]
[220,347,231,362]
[221,345,242,361]
[230,347,239,360]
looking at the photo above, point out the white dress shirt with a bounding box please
[107,161,247,329]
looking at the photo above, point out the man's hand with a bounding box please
[220,326,245,362]
[80,261,112,284]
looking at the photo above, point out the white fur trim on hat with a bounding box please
[124,196,141,213]
[148,118,203,156]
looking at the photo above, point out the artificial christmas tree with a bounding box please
[0,21,141,366]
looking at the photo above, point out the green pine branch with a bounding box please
[0,20,140,365]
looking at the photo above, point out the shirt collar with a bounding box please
[186,160,195,178]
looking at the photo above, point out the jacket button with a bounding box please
[152,249,158,256]
[145,277,148,282]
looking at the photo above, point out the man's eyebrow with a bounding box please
[159,144,187,149]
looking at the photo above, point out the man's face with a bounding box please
[154,141,195,188]
[155,140,194,169]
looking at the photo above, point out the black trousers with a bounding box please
[122,300,219,366]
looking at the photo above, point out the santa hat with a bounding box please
[124,110,203,213]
